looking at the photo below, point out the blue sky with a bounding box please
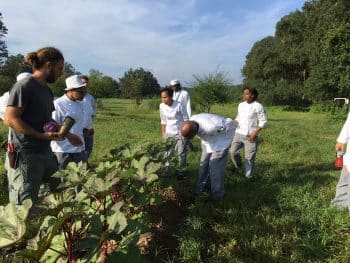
[1,0,305,86]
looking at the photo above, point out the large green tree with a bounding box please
[242,0,350,106]
[49,62,80,97]
[0,54,31,94]
[303,0,350,102]
[0,13,8,65]
[242,36,282,104]
[191,69,231,113]
[0,54,31,77]
[87,69,119,98]
[119,68,160,105]
[275,11,309,82]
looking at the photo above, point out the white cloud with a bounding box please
[0,0,304,85]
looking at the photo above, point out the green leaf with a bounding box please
[146,173,158,184]
[39,232,66,263]
[17,211,84,261]
[120,167,137,179]
[26,216,56,251]
[75,190,89,202]
[84,176,111,196]
[132,156,149,171]
[146,162,161,174]
[0,199,32,248]
[106,202,127,234]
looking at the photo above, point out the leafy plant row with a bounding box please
[0,140,174,262]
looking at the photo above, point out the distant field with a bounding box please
[0,98,349,262]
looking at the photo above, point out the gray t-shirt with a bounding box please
[7,77,55,152]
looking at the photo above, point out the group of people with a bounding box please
[2,45,268,206]
[159,81,267,200]
[2,46,96,205]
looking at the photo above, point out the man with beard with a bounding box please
[4,47,81,205]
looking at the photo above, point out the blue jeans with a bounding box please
[198,145,228,199]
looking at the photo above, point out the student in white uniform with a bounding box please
[230,87,267,178]
[181,113,235,199]
[160,87,189,180]
[51,75,86,169]
[169,80,191,117]
[331,113,350,211]
[79,75,96,160]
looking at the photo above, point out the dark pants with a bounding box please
[7,151,59,205]
[84,134,94,159]
[54,151,87,170]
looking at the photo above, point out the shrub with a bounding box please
[144,96,160,111]
[96,98,104,110]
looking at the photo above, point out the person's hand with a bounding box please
[248,131,258,143]
[41,132,61,141]
[66,133,83,146]
[335,142,345,153]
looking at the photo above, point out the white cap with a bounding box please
[16,72,32,81]
[65,75,87,91]
[170,79,180,86]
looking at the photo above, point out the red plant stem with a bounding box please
[63,221,75,263]
[111,188,121,203]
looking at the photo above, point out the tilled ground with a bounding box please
[140,181,193,262]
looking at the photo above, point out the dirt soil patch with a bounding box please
[140,181,192,262]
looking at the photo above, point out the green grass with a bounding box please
[0,98,349,262]
[178,106,350,262]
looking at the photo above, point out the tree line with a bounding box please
[0,51,160,100]
[242,0,350,106]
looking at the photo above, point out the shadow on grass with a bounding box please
[263,161,335,186]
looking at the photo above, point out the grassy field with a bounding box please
[0,98,350,262]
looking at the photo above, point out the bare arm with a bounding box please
[4,106,60,141]
[248,104,267,143]
[161,124,166,137]
[248,127,262,143]
[66,132,83,146]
